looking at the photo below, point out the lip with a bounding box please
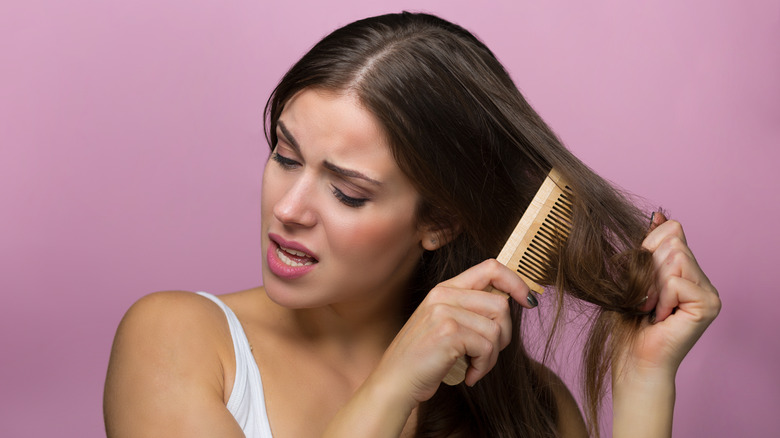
[268,233,318,260]
[266,233,318,280]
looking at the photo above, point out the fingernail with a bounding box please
[526,294,539,308]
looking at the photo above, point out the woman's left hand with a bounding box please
[617,212,721,378]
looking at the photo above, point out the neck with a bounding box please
[304,291,406,343]
[262,285,408,360]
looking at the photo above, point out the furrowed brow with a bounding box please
[323,161,382,186]
[277,120,382,186]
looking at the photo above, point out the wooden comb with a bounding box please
[442,167,574,385]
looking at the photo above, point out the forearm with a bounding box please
[612,369,676,438]
[323,373,416,438]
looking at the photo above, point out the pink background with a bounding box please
[2,0,778,436]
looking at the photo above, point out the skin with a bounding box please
[104,90,720,438]
[612,212,721,437]
[260,88,427,317]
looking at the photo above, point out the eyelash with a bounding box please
[331,186,368,208]
[272,152,368,208]
[271,151,299,169]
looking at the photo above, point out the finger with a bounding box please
[653,275,720,324]
[641,219,693,314]
[651,231,712,290]
[642,219,687,253]
[425,303,503,383]
[650,242,719,323]
[452,307,513,385]
[426,287,513,349]
[441,259,534,309]
[459,327,501,386]
[639,283,659,313]
[652,278,679,323]
[648,210,667,233]
[638,211,667,313]
[427,285,511,319]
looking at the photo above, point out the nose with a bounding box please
[272,175,317,228]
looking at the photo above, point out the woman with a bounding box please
[104,12,720,437]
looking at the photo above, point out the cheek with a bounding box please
[325,209,420,264]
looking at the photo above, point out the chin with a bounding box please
[261,273,325,310]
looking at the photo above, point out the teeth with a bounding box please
[281,247,308,257]
[276,247,314,267]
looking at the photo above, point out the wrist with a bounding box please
[613,357,678,389]
[612,367,676,438]
[362,370,419,417]
[613,370,676,406]
[324,371,416,438]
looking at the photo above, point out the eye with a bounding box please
[271,151,300,170]
[331,185,368,208]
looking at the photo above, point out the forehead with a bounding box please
[278,89,399,178]
[279,88,386,142]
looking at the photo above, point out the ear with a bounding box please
[419,223,460,251]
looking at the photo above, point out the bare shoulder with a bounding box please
[108,291,232,363]
[532,361,588,438]
[115,290,228,332]
[104,291,243,437]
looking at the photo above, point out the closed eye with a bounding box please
[331,185,368,208]
[271,151,300,170]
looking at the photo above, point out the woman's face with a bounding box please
[261,88,428,310]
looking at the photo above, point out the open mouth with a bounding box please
[276,245,317,267]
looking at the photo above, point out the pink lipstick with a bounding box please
[266,233,318,279]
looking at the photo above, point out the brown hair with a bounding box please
[265,12,654,437]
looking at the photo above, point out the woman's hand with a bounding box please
[324,259,536,438]
[376,259,535,405]
[618,212,721,377]
[612,213,721,438]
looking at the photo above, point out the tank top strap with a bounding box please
[197,292,274,438]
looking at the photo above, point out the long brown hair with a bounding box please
[265,12,654,437]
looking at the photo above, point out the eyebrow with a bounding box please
[277,120,301,153]
[276,120,383,187]
[323,161,382,186]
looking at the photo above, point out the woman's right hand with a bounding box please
[324,259,537,437]
[373,258,537,406]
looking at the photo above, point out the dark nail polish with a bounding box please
[526,294,538,308]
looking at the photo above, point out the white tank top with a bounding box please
[198,292,274,438]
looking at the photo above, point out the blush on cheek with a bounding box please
[330,213,420,263]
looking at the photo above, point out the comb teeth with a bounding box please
[495,169,573,295]
[515,188,573,284]
[443,169,573,386]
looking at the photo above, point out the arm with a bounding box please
[612,366,675,437]
[324,346,591,438]
[612,215,721,437]
[322,371,417,438]
[104,291,245,438]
